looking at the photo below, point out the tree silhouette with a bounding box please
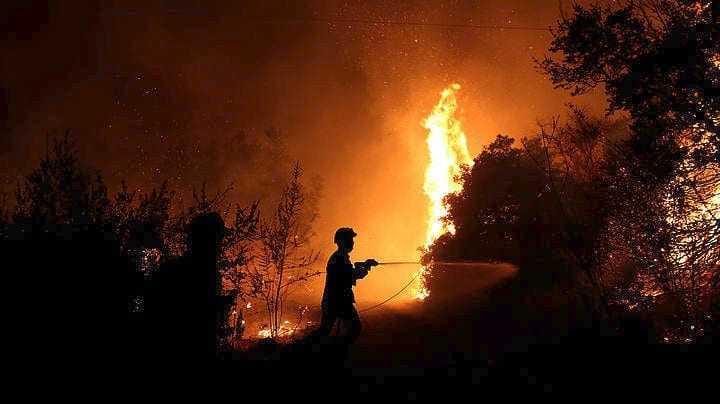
[248,162,319,339]
[539,0,719,337]
[108,181,173,254]
[3,127,322,346]
[435,109,627,285]
[434,135,545,265]
[13,133,110,226]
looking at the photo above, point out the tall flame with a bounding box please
[414,84,474,300]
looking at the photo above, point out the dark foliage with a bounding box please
[109,180,174,253]
[433,135,551,267]
[539,0,719,337]
[430,110,628,318]
[429,0,719,340]
[1,131,267,357]
[13,133,110,227]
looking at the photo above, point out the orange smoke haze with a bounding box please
[1,1,607,309]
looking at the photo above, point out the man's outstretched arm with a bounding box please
[351,259,378,283]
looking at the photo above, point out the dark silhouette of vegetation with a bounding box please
[13,133,110,227]
[109,180,174,254]
[437,109,627,277]
[0,131,316,360]
[428,0,719,342]
[540,0,719,340]
[2,134,134,360]
[9,133,176,254]
[430,109,629,329]
[247,163,320,338]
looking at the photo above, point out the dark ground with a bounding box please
[231,264,717,395]
[5,229,714,394]
[4,234,711,394]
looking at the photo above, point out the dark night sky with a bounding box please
[1,0,604,302]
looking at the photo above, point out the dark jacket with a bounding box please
[321,250,357,309]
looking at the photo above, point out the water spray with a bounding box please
[377,261,484,267]
[377,261,420,266]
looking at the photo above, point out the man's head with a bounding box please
[334,227,357,252]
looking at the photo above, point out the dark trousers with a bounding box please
[314,303,362,344]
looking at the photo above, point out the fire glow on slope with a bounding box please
[414,84,474,300]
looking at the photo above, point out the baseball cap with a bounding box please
[334,227,357,244]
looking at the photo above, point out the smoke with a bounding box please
[1,0,605,303]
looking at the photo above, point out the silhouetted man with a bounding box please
[314,227,377,344]
[145,212,234,359]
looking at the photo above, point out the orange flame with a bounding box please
[257,320,297,338]
[414,84,474,300]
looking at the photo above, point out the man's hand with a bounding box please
[364,259,379,269]
[352,259,378,281]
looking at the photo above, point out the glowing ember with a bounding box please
[257,320,297,338]
[414,83,474,300]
